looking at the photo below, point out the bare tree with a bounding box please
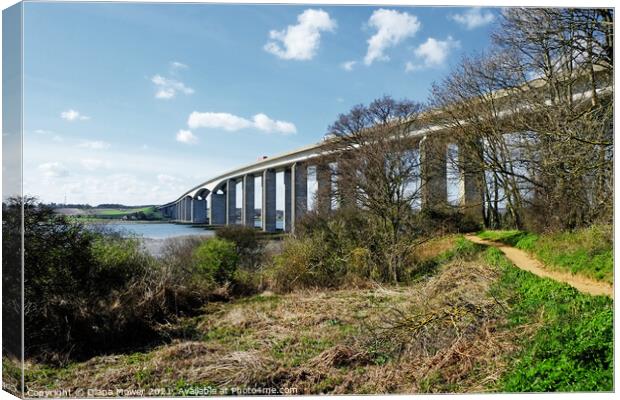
[430,8,613,230]
[322,96,425,281]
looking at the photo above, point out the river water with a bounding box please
[95,222,283,257]
[101,222,216,239]
[99,221,284,239]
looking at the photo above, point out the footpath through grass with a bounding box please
[485,247,613,392]
[478,225,613,284]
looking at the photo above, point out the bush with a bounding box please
[216,225,264,270]
[4,197,214,364]
[193,238,238,284]
[420,208,482,234]
[277,208,443,288]
[268,234,346,292]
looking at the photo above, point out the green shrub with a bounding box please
[420,208,482,234]
[347,247,375,279]
[3,197,214,364]
[486,248,613,392]
[193,238,238,284]
[89,237,150,287]
[269,234,346,292]
[294,208,433,285]
[216,225,264,270]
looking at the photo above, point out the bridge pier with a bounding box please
[316,164,332,214]
[186,197,193,222]
[210,191,226,225]
[291,162,307,233]
[242,174,255,227]
[262,169,277,232]
[226,179,237,225]
[284,168,292,232]
[458,141,484,220]
[421,135,448,211]
[191,198,207,223]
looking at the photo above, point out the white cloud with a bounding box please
[188,112,252,131]
[407,36,460,71]
[188,111,297,135]
[157,174,182,185]
[170,61,188,70]
[34,129,54,135]
[38,162,69,178]
[80,158,110,171]
[252,113,297,135]
[364,9,421,65]
[77,140,111,150]
[341,60,357,71]
[60,109,90,121]
[176,129,198,144]
[23,137,240,205]
[151,74,194,99]
[450,8,495,30]
[264,9,336,60]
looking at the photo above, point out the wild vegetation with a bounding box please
[478,225,613,284]
[18,236,612,394]
[3,7,614,396]
[431,8,612,231]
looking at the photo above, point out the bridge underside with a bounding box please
[159,135,484,233]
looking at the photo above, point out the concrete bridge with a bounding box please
[157,123,481,233]
[158,73,610,233]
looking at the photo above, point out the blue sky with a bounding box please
[21,2,499,205]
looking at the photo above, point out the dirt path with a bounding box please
[465,235,614,299]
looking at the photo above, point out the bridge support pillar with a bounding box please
[421,135,448,211]
[284,168,292,232]
[291,163,307,233]
[242,175,255,228]
[458,141,484,221]
[226,179,237,225]
[185,197,192,222]
[191,199,207,223]
[262,169,277,232]
[180,200,186,222]
[210,192,226,225]
[316,164,331,214]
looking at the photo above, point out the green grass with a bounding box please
[97,207,153,216]
[478,226,612,284]
[485,247,613,392]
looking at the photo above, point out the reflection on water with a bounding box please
[95,221,285,239]
[95,223,215,239]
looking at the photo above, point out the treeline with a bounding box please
[430,8,613,231]
[306,8,613,285]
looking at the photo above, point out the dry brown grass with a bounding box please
[412,235,458,263]
[25,251,530,395]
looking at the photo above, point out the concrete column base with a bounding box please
[262,169,277,232]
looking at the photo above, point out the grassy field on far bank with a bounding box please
[63,206,165,221]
